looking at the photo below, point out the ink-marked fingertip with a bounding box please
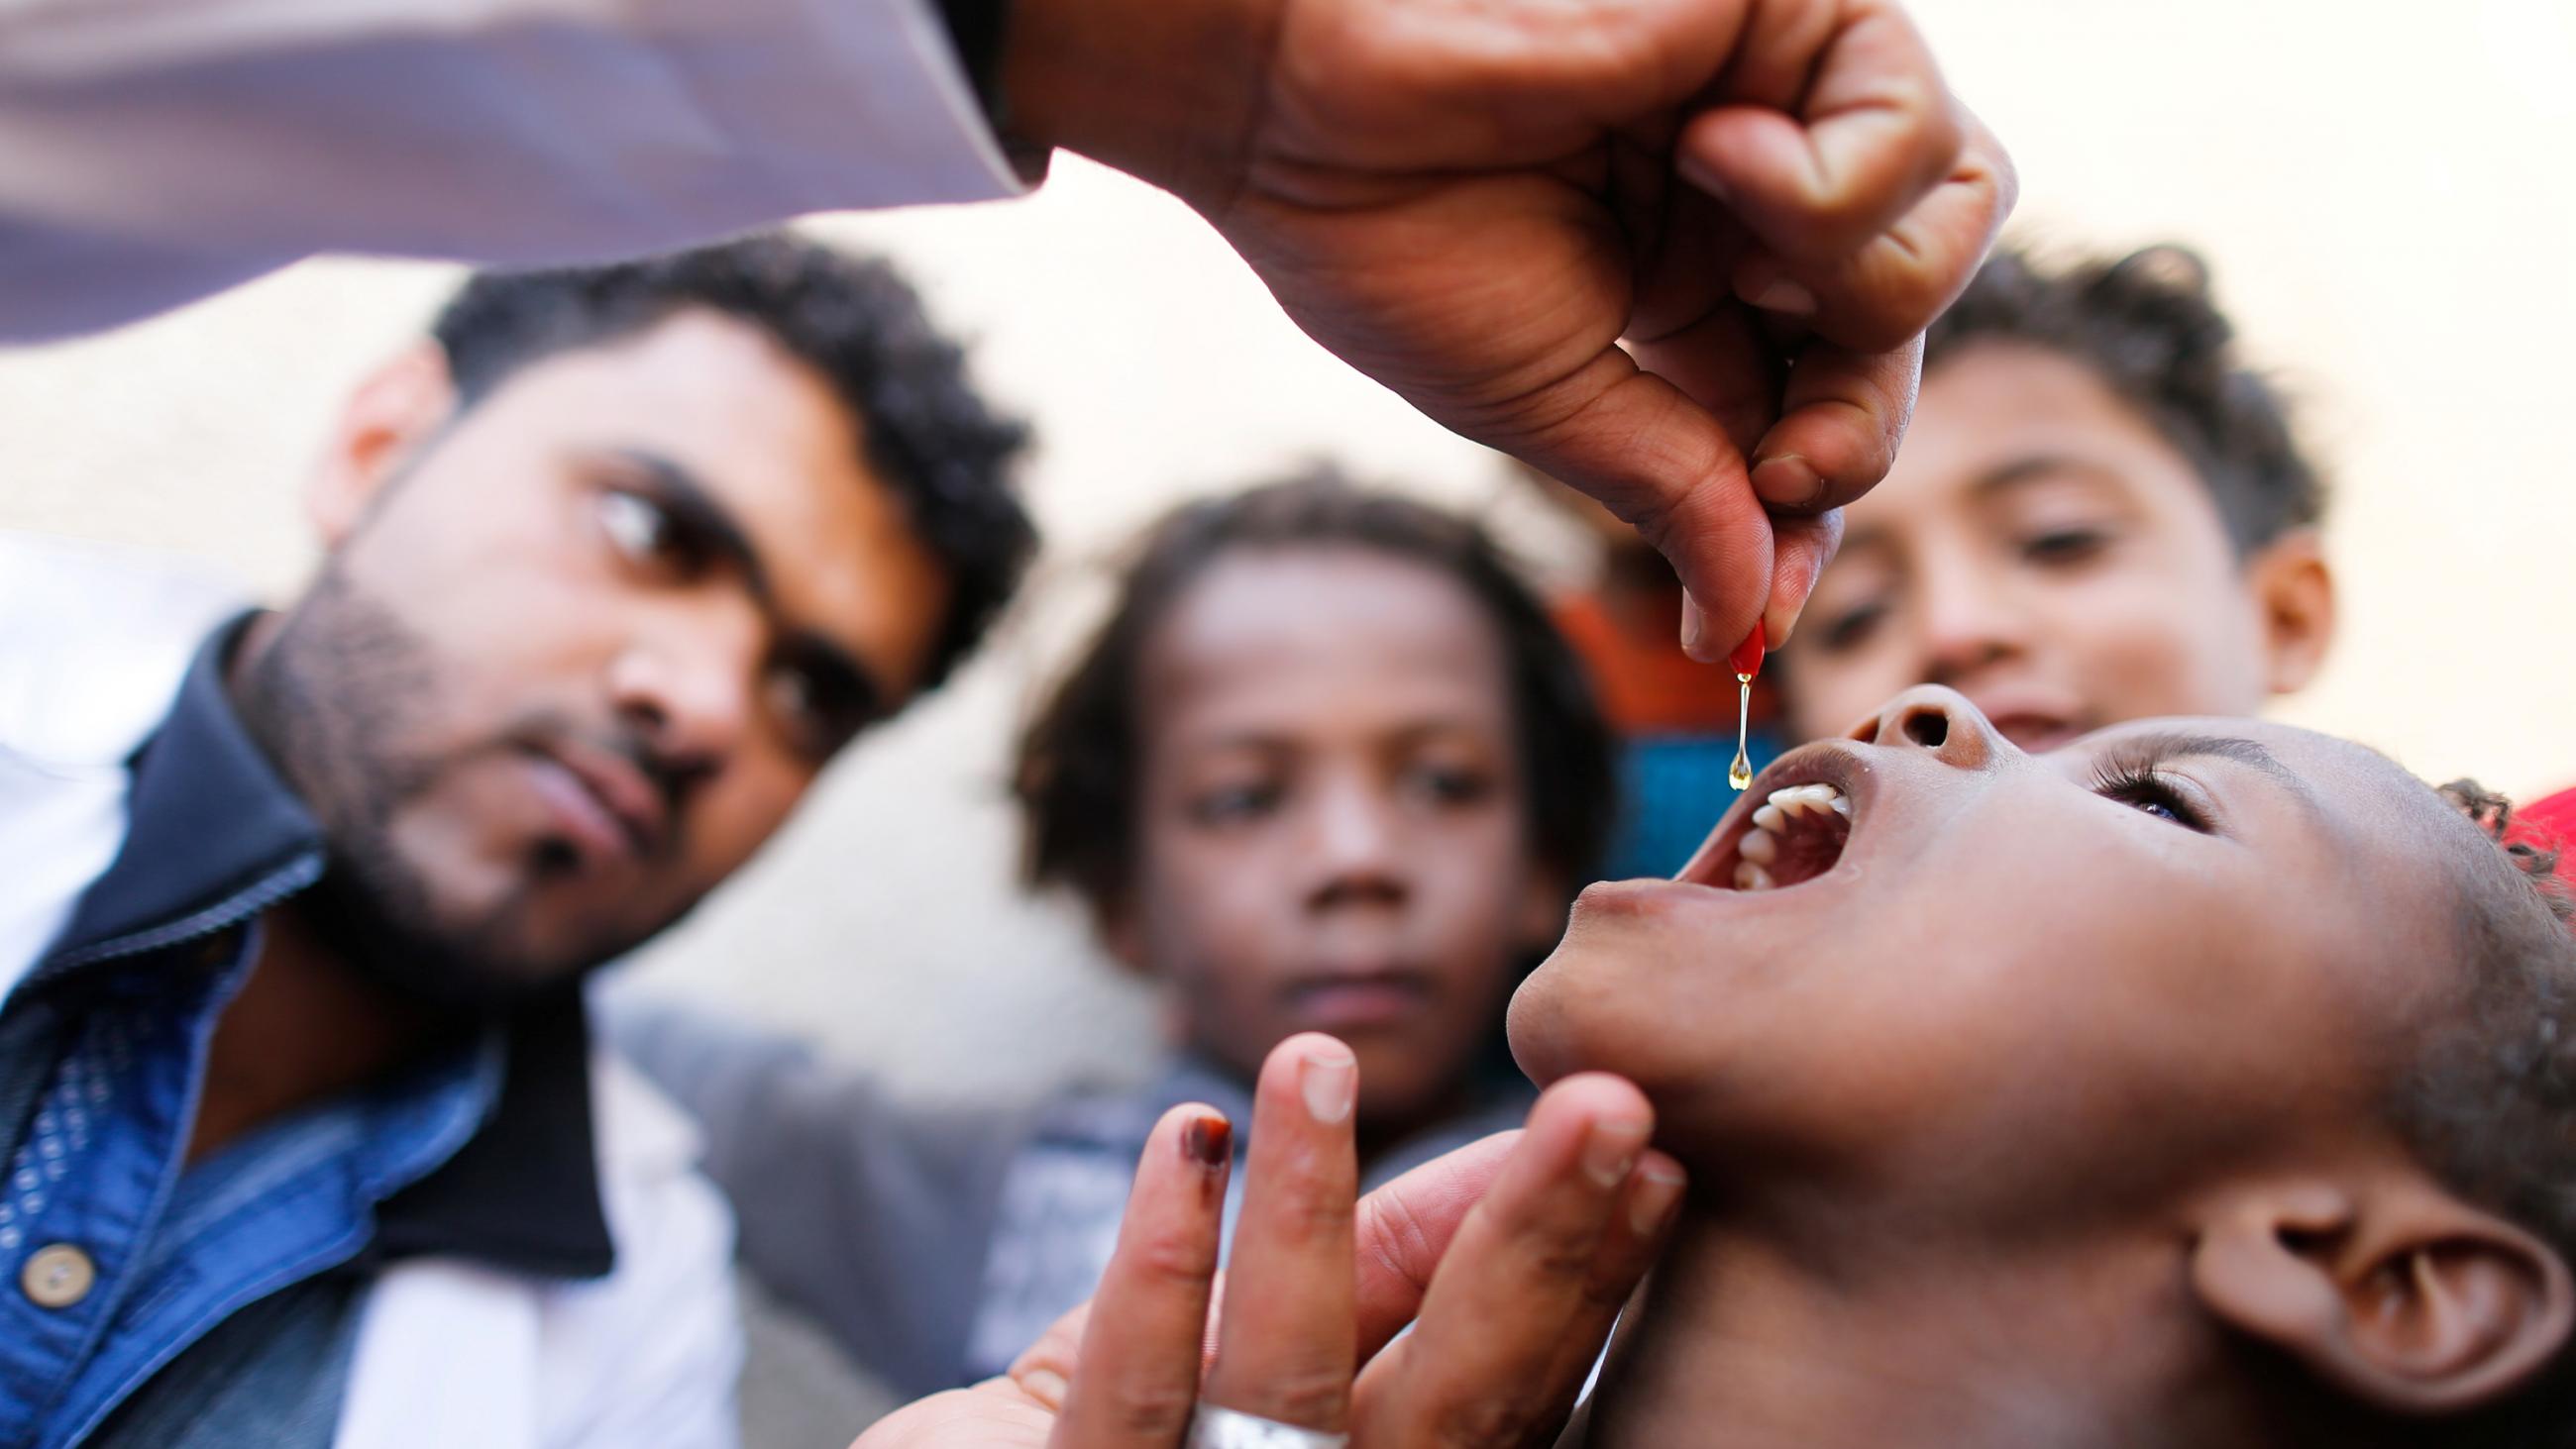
[1182,1111,1234,1169]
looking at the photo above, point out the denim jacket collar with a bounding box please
[38,616,614,1279]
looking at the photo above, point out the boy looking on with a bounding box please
[1777,245,2336,747]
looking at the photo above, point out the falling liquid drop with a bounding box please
[1728,673,1755,790]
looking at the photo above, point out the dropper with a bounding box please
[1726,623,1765,791]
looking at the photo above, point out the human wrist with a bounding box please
[996,0,1283,204]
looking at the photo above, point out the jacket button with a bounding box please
[22,1244,95,1308]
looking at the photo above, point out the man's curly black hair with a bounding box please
[430,232,1036,691]
[1927,244,2325,557]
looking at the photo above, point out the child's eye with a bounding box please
[1190,782,1281,826]
[1405,765,1493,807]
[1812,599,1887,654]
[2019,526,2110,568]
[2090,764,2210,833]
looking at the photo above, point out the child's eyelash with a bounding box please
[2088,760,2211,831]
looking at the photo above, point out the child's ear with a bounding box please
[308,342,457,548]
[2243,528,2336,696]
[2190,1174,2573,1414]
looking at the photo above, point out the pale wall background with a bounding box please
[4,0,2573,1098]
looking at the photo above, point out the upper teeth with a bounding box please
[1731,782,1851,891]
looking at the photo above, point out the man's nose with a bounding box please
[1845,683,2005,771]
[606,621,756,780]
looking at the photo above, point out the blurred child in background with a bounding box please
[607,472,1614,1394]
[1539,244,2339,881]
[1773,244,2336,745]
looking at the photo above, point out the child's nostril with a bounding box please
[1901,708,1949,749]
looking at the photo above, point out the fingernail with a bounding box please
[1746,274,1817,317]
[1752,454,1823,512]
[1582,1116,1653,1190]
[1017,1367,1069,1409]
[1630,1160,1686,1236]
[1679,595,1708,660]
[1301,1048,1356,1125]
[1182,1112,1233,1169]
[1677,152,1732,206]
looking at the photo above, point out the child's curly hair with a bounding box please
[2440,779,2574,925]
[2381,780,2576,1444]
[1927,244,2325,558]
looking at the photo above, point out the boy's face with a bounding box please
[1125,549,1561,1132]
[1512,686,2464,1221]
[1778,344,2326,750]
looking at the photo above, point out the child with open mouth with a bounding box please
[1512,683,2576,1446]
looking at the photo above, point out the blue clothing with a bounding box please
[1599,728,1784,881]
[604,998,1532,1395]
[0,619,612,1448]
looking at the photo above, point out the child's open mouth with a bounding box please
[1727,781,1853,890]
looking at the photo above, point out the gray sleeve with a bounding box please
[597,996,1028,1398]
[0,0,1016,341]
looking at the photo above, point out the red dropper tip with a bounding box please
[1727,622,1767,679]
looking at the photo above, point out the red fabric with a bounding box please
[2510,786,2576,896]
[1552,591,1776,736]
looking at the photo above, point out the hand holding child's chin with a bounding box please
[854,1034,1680,1449]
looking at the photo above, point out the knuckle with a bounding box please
[1097,1378,1200,1438]
[1356,1187,1439,1291]
[1426,1389,1545,1448]
[1257,1371,1351,1431]
[1126,1229,1222,1289]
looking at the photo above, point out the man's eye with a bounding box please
[2020,527,2110,567]
[764,660,868,762]
[601,490,709,577]
[765,667,818,736]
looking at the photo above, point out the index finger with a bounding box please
[1677,0,1966,264]
[1200,1034,1363,1432]
[1503,356,1778,664]
[1042,1102,1234,1449]
[1729,108,2018,353]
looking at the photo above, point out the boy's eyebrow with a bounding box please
[1971,454,2129,499]
[2116,731,2319,809]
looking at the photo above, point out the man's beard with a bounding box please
[233,563,683,1012]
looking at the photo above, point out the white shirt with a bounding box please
[0,0,1021,339]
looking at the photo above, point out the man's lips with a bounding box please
[523,740,667,866]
